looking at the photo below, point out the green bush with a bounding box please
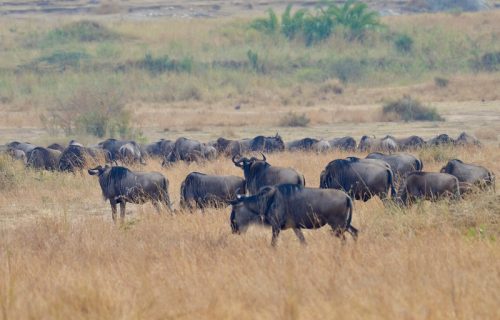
[474,51,500,72]
[250,9,279,33]
[382,96,444,122]
[281,5,307,40]
[331,58,365,83]
[45,20,119,44]
[434,77,449,87]
[280,112,310,127]
[303,10,334,46]
[138,53,193,75]
[327,0,382,40]
[394,34,414,53]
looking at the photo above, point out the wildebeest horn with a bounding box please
[260,153,266,161]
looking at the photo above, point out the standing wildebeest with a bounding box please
[320,157,396,201]
[427,134,454,146]
[213,138,242,157]
[88,165,173,222]
[440,159,494,191]
[455,132,481,147]
[366,152,423,185]
[230,184,358,246]
[286,138,319,152]
[329,136,357,151]
[180,172,246,209]
[164,137,217,165]
[26,147,61,171]
[397,172,460,205]
[7,141,37,154]
[358,136,397,152]
[389,135,426,150]
[242,134,285,153]
[58,145,110,172]
[99,139,145,164]
[232,153,305,194]
[144,139,175,158]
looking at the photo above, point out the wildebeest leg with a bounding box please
[271,227,280,247]
[110,199,117,223]
[119,202,126,223]
[293,228,307,245]
[332,226,347,244]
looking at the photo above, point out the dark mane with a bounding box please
[109,166,131,179]
[276,184,303,196]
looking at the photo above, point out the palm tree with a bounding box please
[327,0,381,40]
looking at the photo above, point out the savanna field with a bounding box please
[1,1,500,319]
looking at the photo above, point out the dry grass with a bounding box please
[0,145,499,319]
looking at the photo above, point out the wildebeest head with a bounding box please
[88,165,111,177]
[232,153,268,173]
[229,186,276,234]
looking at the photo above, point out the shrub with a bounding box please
[331,58,364,83]
[327,0,382,40]
[22,51,90,72]
[250,9,279,33]
[434,77,449,87]
[382,96,444,122]
[281,5,307,40]
[47,85,138,139]
[280,112,310,127]
[247,50,264,73]
[394,34,414,53]
[45,20,119,44]
[303,10,334,46]
[474,51,500,72]
[138,53,193,75]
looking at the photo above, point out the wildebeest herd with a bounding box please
[0,131,495,246]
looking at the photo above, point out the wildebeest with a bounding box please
[366,152,423,184]
[143,139,175,158]
[286,138,319,151]
[47,143,66,152]
[329,136,357,151]
[58,145,110,172]
[427,134,454,146]
[241,134,285,153]
[232,153,305,194]
[440,159,494,191]
[390,135,426,150]
[26,147,61,171]
[213,138,242,157]
[358,136,397,152]
[180,172,246,209]
[88,165,173,222]
[320,157,396,201]
[119,142,145,165]
[455,132,481,147]
[397,172,460,205]
[230,184,358,246]
[7,141,37,154]
[98,139,144,164]
[164,137,217,165]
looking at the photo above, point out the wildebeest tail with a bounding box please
[345,196,358,240]
[387,169,396,199]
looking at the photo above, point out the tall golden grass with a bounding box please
[0,145,498,319]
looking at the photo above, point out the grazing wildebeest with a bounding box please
[397,172,460,205]
[47,143,66,152]
[329,136,357,151]
[320,157,396,201]
[246,134,285,153]
[88,165,173,222]
[427,134,454,146]
[213,138,242,157]
[440,159,494,191]
[390,135,426,150]
[230,184,358,246]
[4,148,27,164]
[180,172,246,209]
[313,140,331,153]
[58,145,110,172]
[286,138,319,151]
[455,132,481,147]
[98,139,144,163]
[164,137,217,165]
[232,153,305,194]
[7,141,37,154]
[358,136,397,152]
[119,142,145,165]
[26,147,61,171]
[366,152,423,184]
[144,139,175,158]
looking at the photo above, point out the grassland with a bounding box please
[0,4,499,319]
[0,145,499,319]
